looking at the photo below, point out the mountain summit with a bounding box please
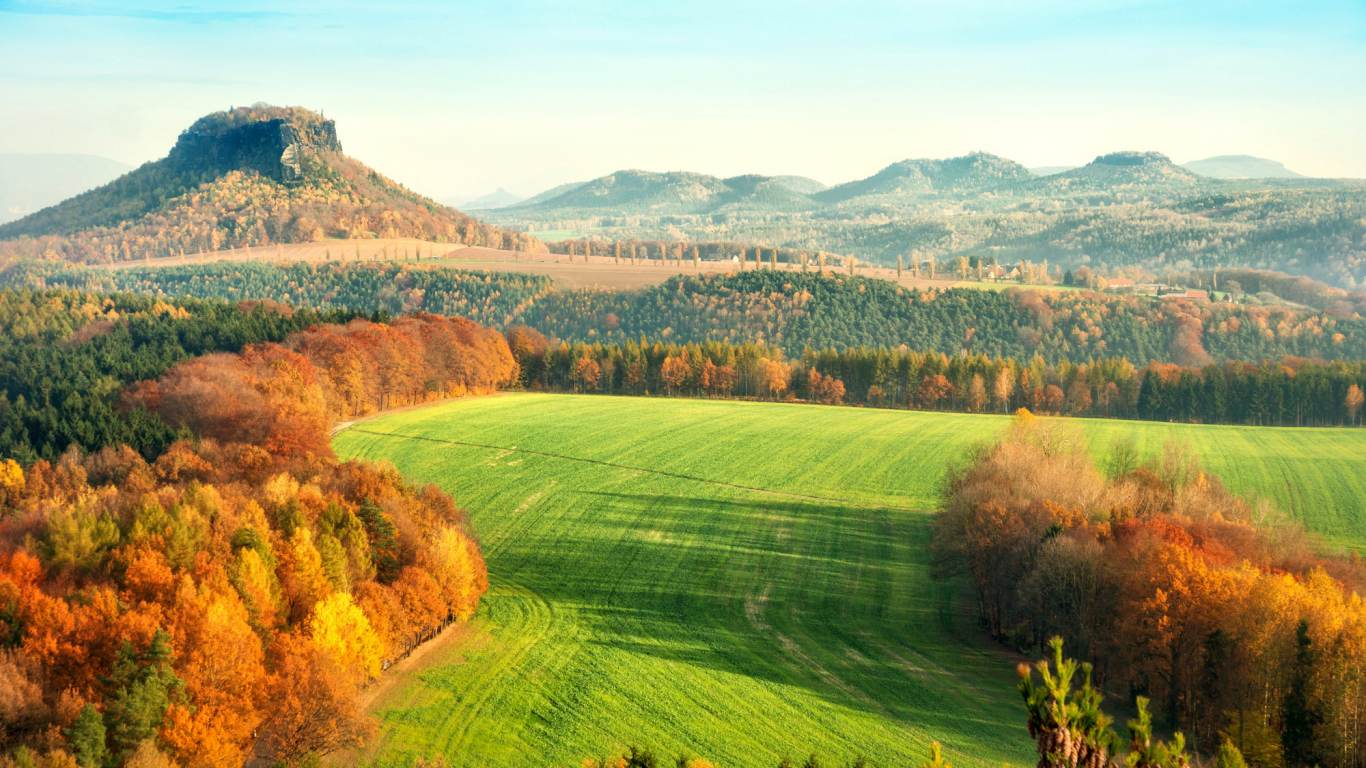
[814,152,1033,203]
[0,103,541,262]
[169,105,342,183]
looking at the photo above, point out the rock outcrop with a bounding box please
[168,112,341,182]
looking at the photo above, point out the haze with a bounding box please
[1,0,1363,201]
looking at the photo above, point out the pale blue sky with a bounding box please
[1,0,1363,199]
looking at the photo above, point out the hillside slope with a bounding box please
[0,104,543,263]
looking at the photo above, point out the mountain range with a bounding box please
[480,151,1364,289]
[498,150,1271,218]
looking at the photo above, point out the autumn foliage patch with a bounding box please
[932,416,1366,763]
[0,312,517,767]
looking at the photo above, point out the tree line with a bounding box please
[506,329,1366,427]
[931,414,1366,765]
[0,309,521,767]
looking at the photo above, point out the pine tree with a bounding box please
[103,629,185,763]
[1281,620,1324,767]
[65,704,108,768]
[358,499,400,581]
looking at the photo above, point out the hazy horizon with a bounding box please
[2,0,1363,201]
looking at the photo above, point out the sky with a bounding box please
[1,0,1364,202]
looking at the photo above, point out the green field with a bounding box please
[333,395,1366,768]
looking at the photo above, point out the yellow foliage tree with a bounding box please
[310,592,383,679]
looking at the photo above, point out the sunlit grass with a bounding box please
[334,394,1366,767]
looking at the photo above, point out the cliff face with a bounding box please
[168,116,341,182]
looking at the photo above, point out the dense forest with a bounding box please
[0,301,520,767]
[510,330,1366,427]
[516,272,1366,363]
[0,104,545,264]
[0,289,369,463]
[3,261,553,328]
[9,263,1366,368]
[932,415,1366,765]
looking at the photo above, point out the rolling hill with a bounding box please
[814,152,1034,203]
[0,103,544,264]
[0,153,132,224]
[513,169,821,215]
[769,174,827,194]
[1181,154,1305,179]
[1036,151,1203,196]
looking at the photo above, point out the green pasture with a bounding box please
[333,395,1366,768]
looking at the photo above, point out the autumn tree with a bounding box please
[572,356,602,393]
[660,356,690,395]
[917,375,954,410]
[967,375,987,412]
[261,634,374,764]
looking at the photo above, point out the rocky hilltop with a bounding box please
[0,103,545,262]
[168,105,342,182]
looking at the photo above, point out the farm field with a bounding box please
[333,394,1366,768]
[97,238,974,291]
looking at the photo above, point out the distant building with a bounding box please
[1106,278,1135,288]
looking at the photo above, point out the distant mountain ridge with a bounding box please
[510,149,1240,217]
[1038,151,1203,194]
[0,154,132,224]
[511,169,821,215]
[480,148,1365,289]
[458,188,525,209]
[814,152,1035,203]
[1181,155,1304,179]
[0,103,543,262]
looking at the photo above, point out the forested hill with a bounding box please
[0,103,545,264]
[0,288,367,462]
[4,260,554,328]
[10,261,1366,365]
[518,271,1366,363]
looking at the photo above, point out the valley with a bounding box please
[334,393,1366,766]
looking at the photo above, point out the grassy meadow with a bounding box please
[333,394,1366,767]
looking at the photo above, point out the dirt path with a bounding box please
[357,620,476,709]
